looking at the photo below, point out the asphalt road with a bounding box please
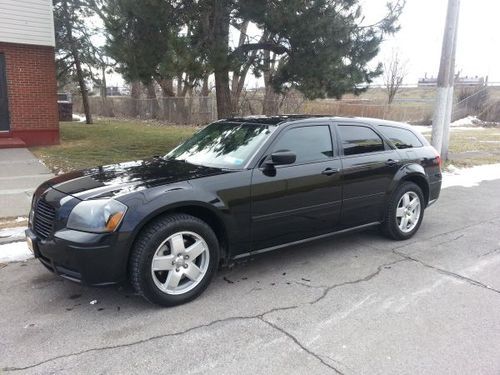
[1,179,500,375]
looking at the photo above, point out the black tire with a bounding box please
[381,182,425,241]
[129,213,219,307]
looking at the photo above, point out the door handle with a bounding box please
[321,168,339,176]
[385,159,399,167]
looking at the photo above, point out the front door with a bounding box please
[0,53,10,132]
[251,123,343,250]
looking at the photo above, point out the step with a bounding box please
[0,137,26,149]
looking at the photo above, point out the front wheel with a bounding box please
[129,214,219,306]
[381,182,425,240]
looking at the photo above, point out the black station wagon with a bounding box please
[26,116,442,306]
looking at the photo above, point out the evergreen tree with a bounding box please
[53,0,98,124]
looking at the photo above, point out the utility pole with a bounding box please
[431,0,460,160]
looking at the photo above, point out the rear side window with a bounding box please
[379,126,423,149]
[272,126,333,164]
[338,125,385,156]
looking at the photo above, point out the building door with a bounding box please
[0,53,10,132]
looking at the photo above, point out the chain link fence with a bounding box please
[73,96,218,124]
[73,90,496,125]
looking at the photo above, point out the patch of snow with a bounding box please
[451,115,479,127]
[450,126,486,131]
[72,113,86,122]
[412,124,486,135]
[412,125,432,133]
[0,226,26,239]
[442,163,500,188]
[0,241,33,263]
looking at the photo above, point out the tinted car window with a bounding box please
[339,126,385,156]
[272,126,333,164]
[166,121,276,168]
[379,125,423,149]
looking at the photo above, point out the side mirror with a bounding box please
[272,150,296,165]
[263,150,296,168]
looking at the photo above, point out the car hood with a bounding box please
[47,158,230,200]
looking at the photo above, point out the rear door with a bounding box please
[335,123,401,227]
[251,123,342,250]
[0,53,10,132]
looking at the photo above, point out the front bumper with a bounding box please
[26,228,129,286]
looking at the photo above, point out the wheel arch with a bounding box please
[125,202,230,267]
[391,164,430,207]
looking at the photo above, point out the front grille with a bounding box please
[33,199,56,239]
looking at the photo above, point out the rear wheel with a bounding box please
[382,182,425,240]
[129,214,219,306]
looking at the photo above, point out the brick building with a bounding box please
[0,0,59,148]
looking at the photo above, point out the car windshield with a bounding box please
[166,121,276,169]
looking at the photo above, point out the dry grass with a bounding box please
[422,127,500,167]
[0,218,28,229]
[31,118,198,173]
[31,118,500,173]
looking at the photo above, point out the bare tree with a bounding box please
[383,51,407,105]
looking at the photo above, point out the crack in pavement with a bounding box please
[259,317,345,374]
[5,216,498,372]
[433,234,464,247]
[389,215,500,253]
[393,249,500,295]
[2,315,257,372]
[3,259,404,372]
[479,247,500,258]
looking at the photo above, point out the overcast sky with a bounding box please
[365,0,499,85]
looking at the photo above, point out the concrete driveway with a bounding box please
[1,179,500,374]
[0,148,53,218]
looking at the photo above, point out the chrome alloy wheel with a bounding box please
[151,231,210,295]
[396,191,421,233]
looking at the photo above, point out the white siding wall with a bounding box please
[0,0,55,47]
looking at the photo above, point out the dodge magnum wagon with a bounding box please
[26,116,442,306]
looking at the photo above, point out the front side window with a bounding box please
[379,125,423,149]
[339,125,385,156]
[166,121,276,169]
[272,126,333,164]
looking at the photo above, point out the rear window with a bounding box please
[338,125,385,156]
[379,126,423,149]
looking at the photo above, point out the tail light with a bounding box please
[432,147,442,168]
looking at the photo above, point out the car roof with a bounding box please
[222,115,414,129]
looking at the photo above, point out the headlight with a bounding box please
[67,199,127,233]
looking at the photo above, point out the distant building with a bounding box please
[418,74,486,87]
[0,0,59,148]
[105,86,131,96]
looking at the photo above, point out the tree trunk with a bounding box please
[63,0,92,124]
[263,86,280,115]
[200,76,210,122]
[146,82,159,119]
[174,75,188,123]
[100,65,113,117]
[130,80,141,117]
[215,69,233,119]
[156,78,175,121]
[211,0,233,119]
[74,55,92,124]
[262,50,280,115]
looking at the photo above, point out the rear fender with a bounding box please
[386,163,430,205]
